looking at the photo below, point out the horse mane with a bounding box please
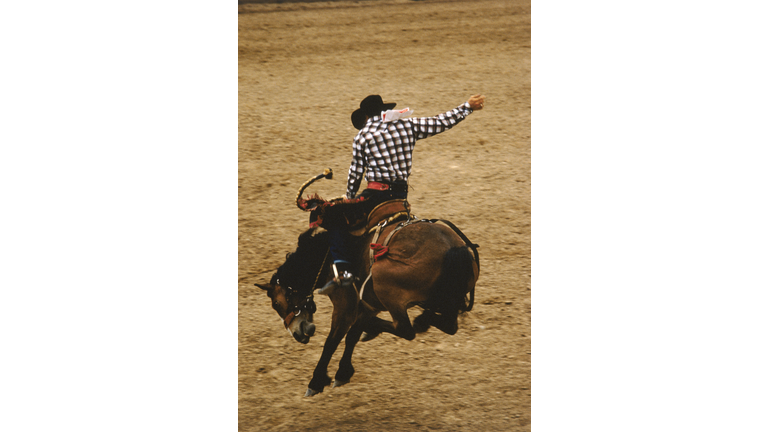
[272,227,330,294]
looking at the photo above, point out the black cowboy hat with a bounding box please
[351,95,396,129]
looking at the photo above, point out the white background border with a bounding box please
[1,1,236,430]
[533,0,768,430]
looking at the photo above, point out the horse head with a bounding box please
[256,275,317,344]
[256,227,331,344]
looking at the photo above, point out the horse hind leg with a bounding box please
[413,309,459,335]
[361,304,416,342]
[415,246,476,336]
[388,307,416,340]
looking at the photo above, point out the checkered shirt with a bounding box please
[346,102,474,198]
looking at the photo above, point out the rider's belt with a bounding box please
[367,181,408,193]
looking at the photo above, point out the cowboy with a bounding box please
[325,93,486,291]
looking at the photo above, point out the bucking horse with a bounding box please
[255,169,480,396]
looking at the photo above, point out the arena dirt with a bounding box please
[239,1,530,430]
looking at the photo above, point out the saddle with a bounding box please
[350,199,411,236]
[305,195,411,235]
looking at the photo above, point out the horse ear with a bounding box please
[255,283,273,292]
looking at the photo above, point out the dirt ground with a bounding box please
[238,0,530,430]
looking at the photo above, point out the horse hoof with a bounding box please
[332,379,348,388]
[304,387,320,397]
[360,331,379,342]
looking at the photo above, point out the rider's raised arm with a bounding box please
[409,95,485,140]
[410,102,473,140]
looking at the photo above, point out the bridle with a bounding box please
[277,248,330,329]
[280,281,317,329]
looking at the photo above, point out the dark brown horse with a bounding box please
[256,215,480,396]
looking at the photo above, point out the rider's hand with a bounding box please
[468,94,486,110]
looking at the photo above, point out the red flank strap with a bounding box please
[370,243,389,261]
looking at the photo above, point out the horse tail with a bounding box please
[429,245,477,316]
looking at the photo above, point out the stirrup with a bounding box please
[318,265,354,295]
[318,278,337,295]
[338,271,355,288]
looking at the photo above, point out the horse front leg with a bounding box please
[332,319,367,388]
[333,300,379,387]
[305,285,359,396]
[305,326,344,396]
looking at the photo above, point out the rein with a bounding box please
[312,249,330,291]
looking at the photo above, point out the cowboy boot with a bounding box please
[318,262,356,295]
